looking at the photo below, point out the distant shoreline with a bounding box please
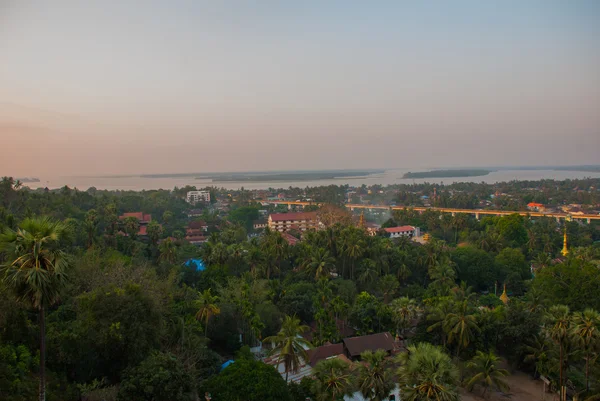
[403,169,491,179]
[205,170,385,183]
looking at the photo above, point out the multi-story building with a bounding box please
[384,225,420,239]
[267,212,319,232]
[186,190,210,204]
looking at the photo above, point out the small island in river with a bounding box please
[403,169,491,179]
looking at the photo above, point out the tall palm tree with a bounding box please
[311,357,353,401]
[523,334,552,378]
[343,231,365,280]
[357,349,395,401]
[464,350,510,398]
[358,258,378,286]
[146,220,163,246]
[378,274,399,304]
[428,261,456,295]
[158,238,178,264]
[391,297,419,337]
[306,247,336,280]
[123,216,140,239]
[445,301,480,357]
[572,308,600,392]
[427,299,455,348]
[396,342,460,401]
[544,305,572,399]
[0,217,71,401]
[263,315,312,382]
[83,209,98,248]
[195,289,221,337]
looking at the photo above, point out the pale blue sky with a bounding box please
[1,1,599,175]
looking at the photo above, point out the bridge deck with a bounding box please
[263,201,600,221]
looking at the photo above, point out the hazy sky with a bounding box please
[1,1,599,176]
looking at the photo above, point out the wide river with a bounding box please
[24,169,600,191]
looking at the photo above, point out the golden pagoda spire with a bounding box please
[358,210,365,229]
[499,284,509,305]
[561,227,569,257]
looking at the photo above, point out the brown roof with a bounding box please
[188,220,207,229]
[282,232,300,246]
[269,212,318,222]
[343,332,395,357]
[305,343,344,367]
[384,225,415,233]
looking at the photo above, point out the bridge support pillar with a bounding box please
[451,212,456,217]
[475,213,480,220]
[288,203,292,210]
[556,216,560,223]
[587,218,591,224]
[350,207,354,211]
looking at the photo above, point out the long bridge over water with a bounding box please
[262,201,600,223]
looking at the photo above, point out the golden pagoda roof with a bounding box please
[499,284,509,305]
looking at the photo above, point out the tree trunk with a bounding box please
[585,353,589,392]
[559,344,563,401]
[285,370,289,382]
[39,307,46,401]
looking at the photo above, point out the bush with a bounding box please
[118,352,192,401]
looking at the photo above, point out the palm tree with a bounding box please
[391,297,419,337]
[83,209,98,248]
[358,258,378,286]
[464,350,510,398]
[523,334,553,378]
[544,305,572,399]
[306,247,336,280]
[0,217,71,401]
[146,220,163,246]
[396,342,460,401]
[195,289,221,337]
[572,308,600,392]
[427,299,455,348]
[428,261,456,295]
[445,301,480,357]
[158,238,178,264]
[123,216,140,239]
[378,274,399,304]
[357,349,395,401]
[263,315,312,382]
[342,231,365,280]
[311,357,353,401]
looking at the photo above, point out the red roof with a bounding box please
[282,232,300,246]
[269,212,317,222]
[384,225,415,233]
[527,202,544,208]
[119,212,151,222]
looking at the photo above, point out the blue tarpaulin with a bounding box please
[184,258,206,271]
[221,360,234,370]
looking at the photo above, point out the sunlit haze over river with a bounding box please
[24,169,600,191]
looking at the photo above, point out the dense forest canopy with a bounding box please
[0,176,599,401]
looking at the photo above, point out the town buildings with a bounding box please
[267,211,320,232]
[527,202,546,212]
[186,190,211,204]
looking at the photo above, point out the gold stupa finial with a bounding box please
[422,233,431,243]
[561,227,569,257]
[358,210,365,229]
[499,284,509,305]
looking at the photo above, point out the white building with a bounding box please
[384,225,420,239]
[186,190,210,204]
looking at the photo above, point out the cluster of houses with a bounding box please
[261,331,402,400]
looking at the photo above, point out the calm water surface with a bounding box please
[24,169,600,191]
